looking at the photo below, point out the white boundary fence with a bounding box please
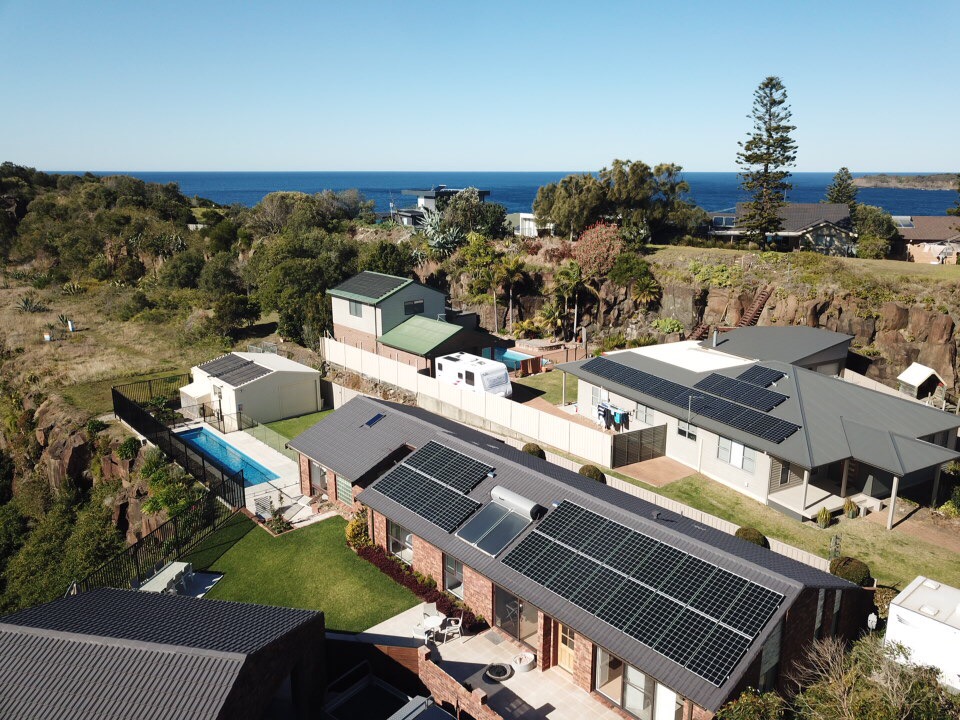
[324,337,831,573]
[322,337,613,466]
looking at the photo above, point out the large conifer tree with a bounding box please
[736,76,797,245]
[824,167,858,215]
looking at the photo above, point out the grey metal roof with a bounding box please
[0,625,241,720]
[327,271,412,304]
[560,352,960,471]
[700,326,853,365]
[0,589,323,720]
[3,587,320,655]
[305,397,853,711]
[735,202,852,234]
[198,353,273,387]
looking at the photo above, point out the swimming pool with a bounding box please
[178,427,279,487]
[485,347,534,371]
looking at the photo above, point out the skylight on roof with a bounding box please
[365,413,386,427]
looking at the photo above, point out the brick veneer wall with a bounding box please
[298,454,310,496]
[537,612,556,671]
[463,565,493,625]
[777,587,819,696]
[372,510,387,551]
[419,646,503,720]
[412,535,443,585]
[571,631,594,693]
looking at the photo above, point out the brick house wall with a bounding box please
[412,535,443,585]
[298,454,310,496]
[419,646,503,720]
[537,612,556,671]
[463,565,494,625]
[372,510,388,551]
[777,587,819,695]
[571,631,594,693]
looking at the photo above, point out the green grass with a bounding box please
[197,515,418,631]
[656,475,960,589]
[264,410,333,440]
[512,370,577,406]
[62,367,191,416]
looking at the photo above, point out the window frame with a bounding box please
[335,474,353,507]
[443,554,464,599]
[403,298,425,316]
[387,520,413,564]
[465,370,475,386]
[635,404,654,424]
[677,420,697,441]
[348,300,363,317]
[717,436,756,473]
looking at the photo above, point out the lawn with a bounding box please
[656,475,960,589]
[265,410,332,440]
[512,370,577,406]
[62,366,193,416]
[192,515,419,631]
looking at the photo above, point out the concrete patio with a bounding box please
[364,605,622,720]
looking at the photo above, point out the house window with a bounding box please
[465,371,475,386]
[335,474,353,506]
[779,462,791,486]
[404,299,425,315]
[591,385,607,407]
[348,300,363,317]
[677,420,697,441]
[718,436,756,473]
[595,647,657,720]
[309,461,326,495]
[387,520,413,564]
[444,555,463,599]
[635,404,654,424]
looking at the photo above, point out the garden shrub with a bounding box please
[85,418,108,437]
[874,587,898,619]
[578,465,606,484]
[116,436,141,461]
[652,317,684,334]
[829,556,873,586]
[816,506,832,528]
[345,508,371,548]
[734,526,769,549]
[521,443,546,460]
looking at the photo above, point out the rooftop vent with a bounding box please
[922,579,941,590]
[919,605,939,617]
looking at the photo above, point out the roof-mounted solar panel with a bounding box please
[694,373,788,412]
[737,365,786,388]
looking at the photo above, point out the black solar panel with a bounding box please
[373,464,479,532]
[737,365,786,387]
[694,374,788,412]
[501,501,785,687]
[332,271,408,301]
[405,441,494,494]
[581,356,800,443]
[199,354,272,387]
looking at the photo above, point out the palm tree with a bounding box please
[497,254,526,332]
[536,300,563,339]
[632,274,662,309]
[476,265,500,334]
[553,261,583,340]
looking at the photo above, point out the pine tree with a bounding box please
[824,166,858,215]
[736,77,797,245]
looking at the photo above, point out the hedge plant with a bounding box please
[830,556,873,586]
[521,443,546,460]
[734,526,770,549]
[578,464,606,483]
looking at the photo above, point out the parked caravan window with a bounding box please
[465,371,475,386]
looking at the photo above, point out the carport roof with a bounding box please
[377,316,462,356]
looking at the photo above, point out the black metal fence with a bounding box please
[112,386,246,509]
[74,490,236,592]
[114,373,191,406]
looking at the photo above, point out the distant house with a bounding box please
[896,216,960,263]
[392,185,491,227]
[507,212,554,238]
[328,271,447,345]
[885,576,960,692]
[709,203,856,255]
[0,588,325,720]
[180,352,322,426]
[559,328,960,528]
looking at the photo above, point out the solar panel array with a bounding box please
[580,357,799,443]
[503,501,783,686]
[372,442,492,532]
[737,365,786,388]
[694,374,788,412]
[198,354,272,387]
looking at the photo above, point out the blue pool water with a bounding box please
[178,427,278,487]
[485,347,533,371]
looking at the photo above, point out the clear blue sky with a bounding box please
[1,1,957,172]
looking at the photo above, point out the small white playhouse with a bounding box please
[180,352,322,425]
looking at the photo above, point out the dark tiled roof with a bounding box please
[3,587,320,655]
[734,202,852,233]
[198,353,272,387]
[898,215,960,242]
[300,396,855,711]
[327,271,411,304]
[700,326,853,365]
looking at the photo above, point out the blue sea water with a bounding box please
[72,170,957,216]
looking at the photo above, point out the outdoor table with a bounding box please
[139,561,190,593]
[422,614,446,633]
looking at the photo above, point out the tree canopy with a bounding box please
[824,167,858,214]
[737,76,798,244]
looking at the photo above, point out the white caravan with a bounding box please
[435,352,513,398]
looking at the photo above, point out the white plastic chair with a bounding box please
[438,613,463,644]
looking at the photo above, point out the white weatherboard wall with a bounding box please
[233,372,321,422]
[331,296,377,336]
[322,337,612,466]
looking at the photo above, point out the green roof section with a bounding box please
[378,316,462,356]
[327,271,412,304]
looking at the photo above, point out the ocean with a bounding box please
[70,170,958,217]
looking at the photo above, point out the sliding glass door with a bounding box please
[494,586,538,645]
